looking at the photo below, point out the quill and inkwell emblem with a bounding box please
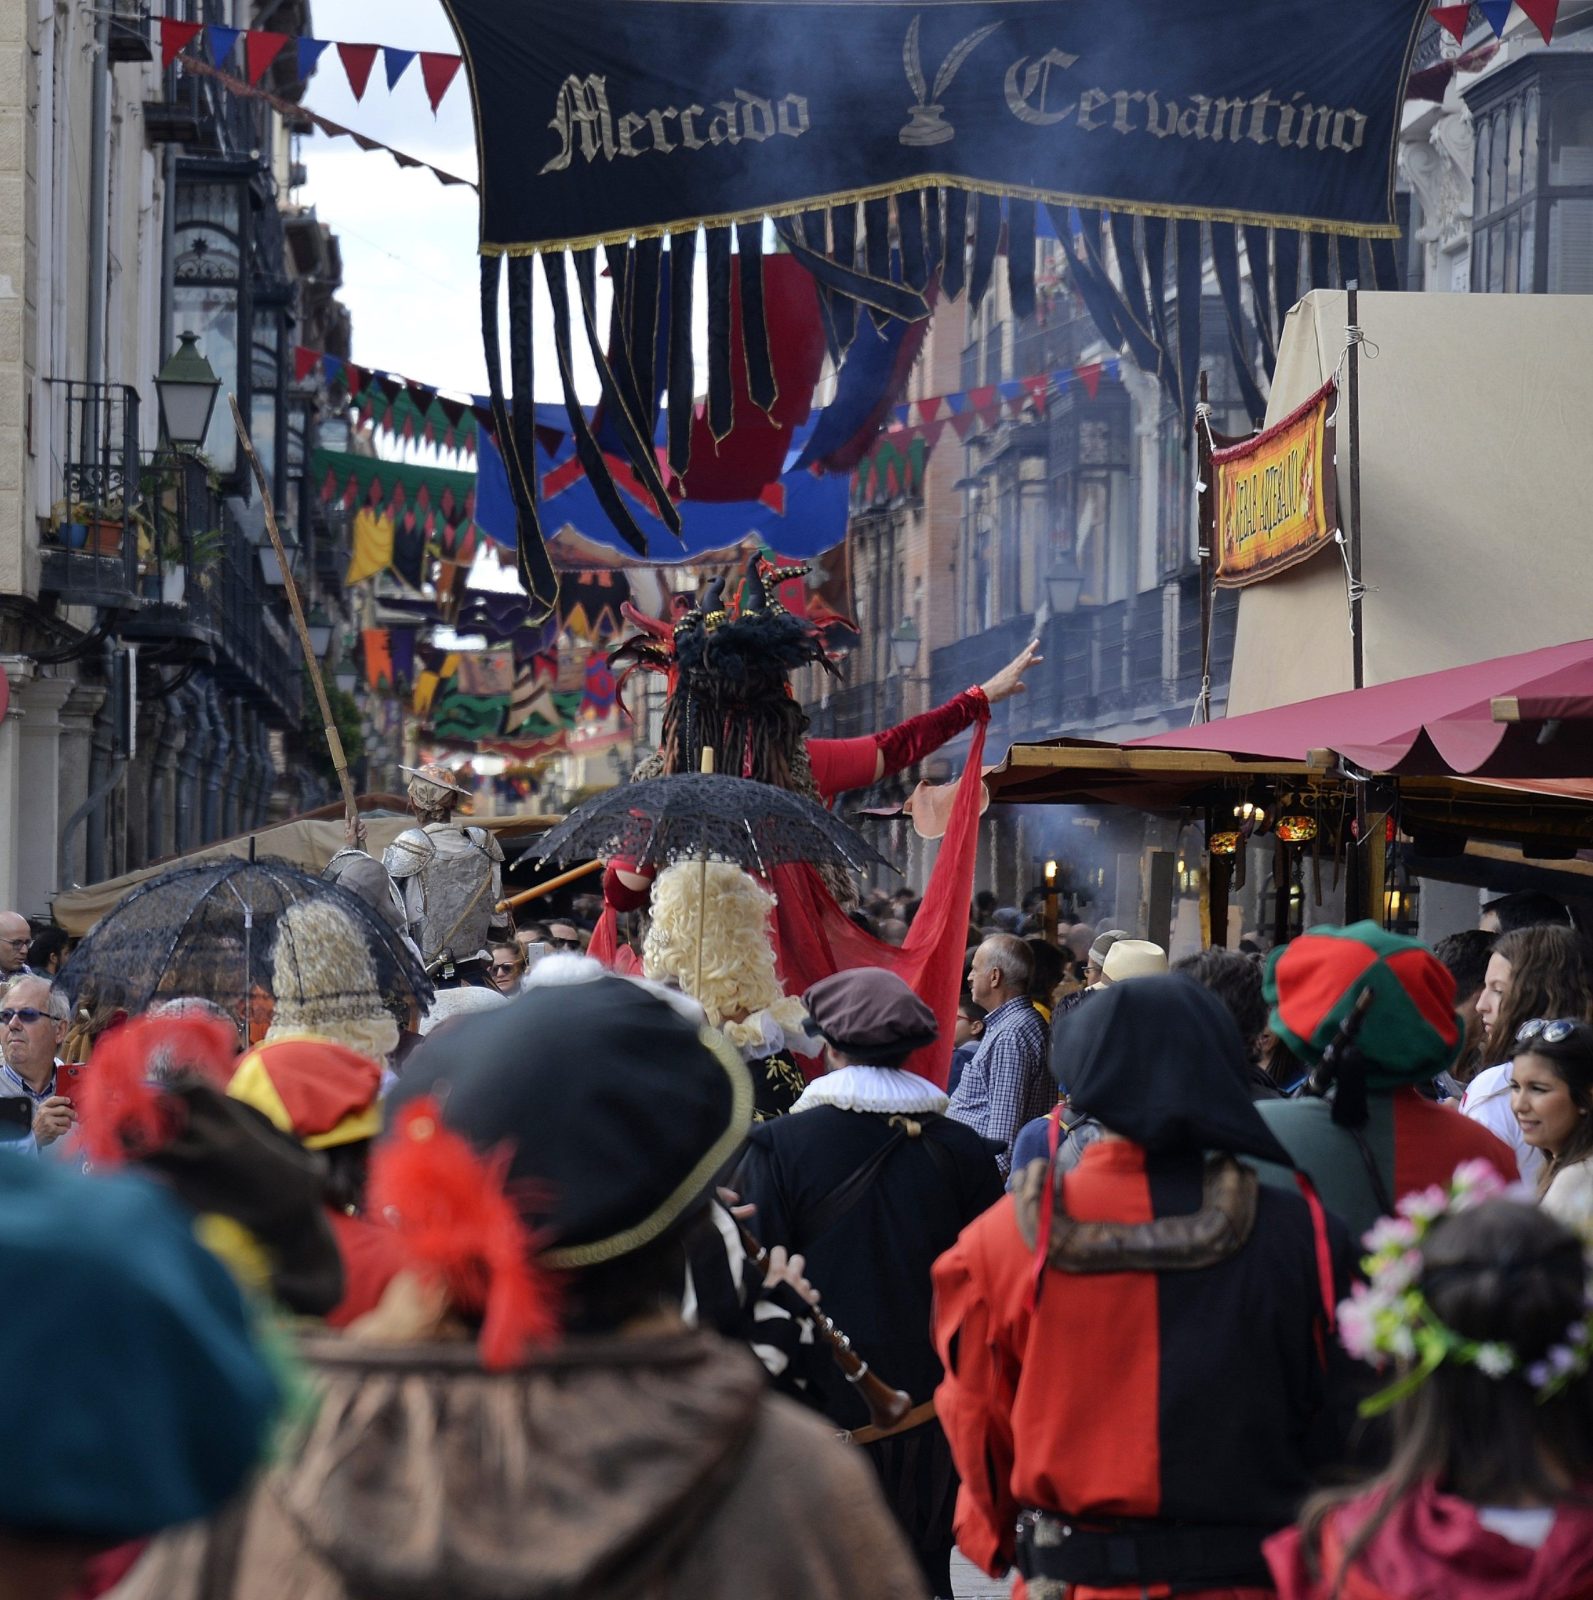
[898,13,1002,146]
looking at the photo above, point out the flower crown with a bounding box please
[1337,1158,1593,1414]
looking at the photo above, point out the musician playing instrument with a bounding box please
[734,967,1004,1600]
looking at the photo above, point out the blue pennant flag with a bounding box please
[206,24,240,65]
[384,47,416,90]
[997,380,1024,403]
[1478,0,1514,36]
[892,403,909,425]
[296,36,330,80]
[944,393,968,415]
[321,354,345,386]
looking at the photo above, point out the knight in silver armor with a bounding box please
[382,763,508,980]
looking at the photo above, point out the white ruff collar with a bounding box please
[791,1066,948,1116]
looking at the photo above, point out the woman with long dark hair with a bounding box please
[1268,1187,1593,1600]
[1462,925,1593,1180]
[1510,1018,1593,1230]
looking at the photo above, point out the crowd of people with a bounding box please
[5,858,1593,1600]
[4,566,1593,1600]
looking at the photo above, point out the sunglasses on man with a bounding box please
[548,936,582,951]
[0,1007,49,1026]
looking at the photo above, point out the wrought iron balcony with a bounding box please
[115,451,222,658]
[38,381,142,612]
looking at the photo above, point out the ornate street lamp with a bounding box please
[890,616,922,676]
[1045,552,1086,616]
[154,332,222,448]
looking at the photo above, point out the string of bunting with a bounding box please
[157,18,465,112]
[313,447,479,549]
[291,345,486,456]
[178,56,474,189]
[1429,0,1560,44]
[887,359,1125,445]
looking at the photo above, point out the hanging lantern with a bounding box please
[1208,831,1242,856]
[1276,815,1319,845]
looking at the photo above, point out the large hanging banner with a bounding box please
[1213,380,1337,588]
[445,0,1426,251]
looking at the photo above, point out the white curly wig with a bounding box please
[642,861,804,1051]
[264,897,401,1065]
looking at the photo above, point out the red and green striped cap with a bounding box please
[1264,921,1462,1087]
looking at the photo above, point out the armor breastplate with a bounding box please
[399,824,500,966]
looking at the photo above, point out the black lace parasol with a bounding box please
[56,857,433,1031]
[529,772,893,879]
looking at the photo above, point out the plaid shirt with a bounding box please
[947,996,1052,1175]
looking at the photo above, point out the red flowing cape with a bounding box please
[591,721,986,1089]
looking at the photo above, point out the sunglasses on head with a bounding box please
[1515,1017,1590,1046]
[0,1007,47,1025]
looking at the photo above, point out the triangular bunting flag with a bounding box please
[160,18,202,68]
[296,36,331,80]
[337,41,380,101]
[383,47,416,90]
[437,395,466,428]
[1076,362,1104,400]
[1003,393,1026,417]
[948,410,979,441]
[1515,0,1560,41]
[968,384,999,418]
[1477,0,1513,36]
[1021,375,1049,400]
[944,392,968,416]
[919,418,946,447]
[243,30,289,84]
[997,380,1024,404]
[321,354,345,388]
[892,403,910,425]
[1429,4,1473,42]
[293,345,318,383]
[1106,358,1122,380]
[418,52,464,114]
[346,363,368,393]
[205,24,240,65]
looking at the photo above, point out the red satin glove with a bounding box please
[874,686,989,779]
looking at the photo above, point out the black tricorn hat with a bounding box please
[390,975,753,1269]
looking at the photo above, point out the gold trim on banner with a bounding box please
[481,178,1403,259]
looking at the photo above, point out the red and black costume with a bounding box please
[933,977,1359,1600]
[596,557,990,1086]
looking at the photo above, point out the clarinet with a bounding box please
[735,1218,913,1434]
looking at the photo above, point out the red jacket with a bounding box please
[1267,1481,1593,1600]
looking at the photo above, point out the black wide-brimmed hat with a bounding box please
[391,973,753,1269]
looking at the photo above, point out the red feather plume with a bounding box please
[368,1098,561,1369]
[76,1015,237,1166]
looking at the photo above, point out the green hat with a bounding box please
[0,1158,278,1542]
[1264,921,1463,1088]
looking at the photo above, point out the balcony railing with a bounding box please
[211,510,303,725]
[806,676,905,747]
[38,381,141,611]
[116,451,222,656]
[929,585,1239,754]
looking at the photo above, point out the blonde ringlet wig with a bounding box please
[643,860,785,1027]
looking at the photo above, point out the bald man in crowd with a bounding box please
[0,913,32,978]
[948,933,1052,1175]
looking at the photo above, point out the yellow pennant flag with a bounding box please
[345,508,395,586]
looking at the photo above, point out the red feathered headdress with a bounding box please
[367,1099,561,1369]
[77,1015,238,1167]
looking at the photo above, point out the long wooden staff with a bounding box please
[229,395,358,834]
[496,858,604,913]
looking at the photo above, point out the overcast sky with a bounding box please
[297,0,604,403]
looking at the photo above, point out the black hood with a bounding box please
[1052,974,1295,1168]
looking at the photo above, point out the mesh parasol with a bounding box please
[529,772,893,879]
[57,857,433,1036]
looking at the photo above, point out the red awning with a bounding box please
[1135,638,1593,779]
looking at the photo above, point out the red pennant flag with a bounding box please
[1515,0,1560,41]
[948,410,980,442]
[243,30,289,84]
[1022,374,1049,401]
[967,385,997,417]
[1076,362,1104,400]
[418,52,463,114]
[337,42,380,101]
[160,18,202,68]
[292,345,318,383]
[1429,4,1472,41]
[919,418,946,448]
